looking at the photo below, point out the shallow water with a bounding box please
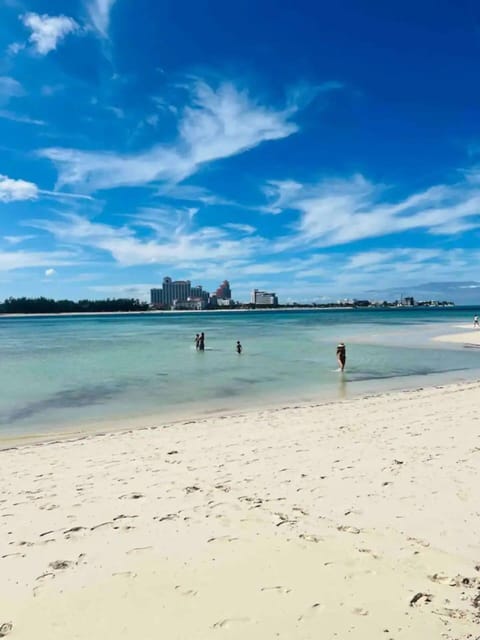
[0,307,479,436]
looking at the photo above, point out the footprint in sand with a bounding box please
[352,607,369,616]
[260,586,291,595]
[429,573,453,585]
[299,534,322,543]
[126,546,153,555]
[212,618,250,629]
[297,603,325,622]
[337,525,360,534]
[0,622,13,637]
[49,560,73,570]
[207,536,239,544]
[175,586,198,597]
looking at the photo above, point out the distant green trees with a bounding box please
[0,297,149,314]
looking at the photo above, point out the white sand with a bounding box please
[1,382,480,639]
[432,323,480,346]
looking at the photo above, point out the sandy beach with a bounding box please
[433,323,480,347]
[1,382,480,639]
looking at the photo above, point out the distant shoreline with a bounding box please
[0,307,356,318]
[0,305,462,318]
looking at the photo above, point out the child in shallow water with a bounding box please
[236,341,242,354]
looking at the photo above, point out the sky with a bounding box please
[1,0,480,304]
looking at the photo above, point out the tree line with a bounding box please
[0,297,149,314]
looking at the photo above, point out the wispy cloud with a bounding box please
[0,175,38,202]
[0,77,24,104]
[39,80,300,192]
[0,110,46,126]
[3,235,35,245]
[86,0,118,37]
[223,223,257,234]
[0,175,97,204]
[266,170,480,250]
[0,250,78,272]
[28,211,264,267]
[21,12,79,55]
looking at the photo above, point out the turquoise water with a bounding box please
[1,307,479,437]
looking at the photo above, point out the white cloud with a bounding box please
[223,223,256,234]
[106,106,125,119]
[86,0,117,37]
[3,235,35,245]
[0,110,46,126]
[0,250,76,272]
[7,42,26,55]
[0,77,24,104]
[29,211,264,267]
[21,13,79,55]
[267,170,480,250]
[45,268,56,276]
[39,80,299,192]
[0,175,38,202]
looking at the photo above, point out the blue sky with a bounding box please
[1,0,480,303]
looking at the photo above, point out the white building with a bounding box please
[251,289,279,306]
[217,298,235,307]
[172,297,206,310]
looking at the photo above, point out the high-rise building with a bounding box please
[151,277,210,308]
[216,280,231,300]
[251,289,278,306]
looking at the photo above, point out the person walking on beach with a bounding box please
[198,332,205,351]
[474,316,479,328]
[336,342,346,372]
[236,340,242,354]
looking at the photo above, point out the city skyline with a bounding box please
[2,2,480,304]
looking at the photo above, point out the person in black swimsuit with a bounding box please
[198,332,205,351]
[236,341,242,354]
[336,342,346,371]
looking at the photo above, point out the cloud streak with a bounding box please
[86,0,117,37]
[266,170,480,250]
[39,80,299,192]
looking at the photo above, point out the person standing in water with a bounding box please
[198,332,205,351]
[194,333,200,350]
[336,342,346,371]
[236,340,242,354]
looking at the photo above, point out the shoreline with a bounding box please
[1,318,480,448]
[2,380,480,638]
[0,307,356,318]
[2,366,480,450]
[0,305,467,319]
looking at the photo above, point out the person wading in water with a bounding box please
[336,342,346,372]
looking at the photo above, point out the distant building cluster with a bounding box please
[349,296,454,308]
[150,277,279,310]
[151,277,214,310]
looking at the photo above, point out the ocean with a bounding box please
[0,307,479,437]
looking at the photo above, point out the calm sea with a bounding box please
[0,307,479,437]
